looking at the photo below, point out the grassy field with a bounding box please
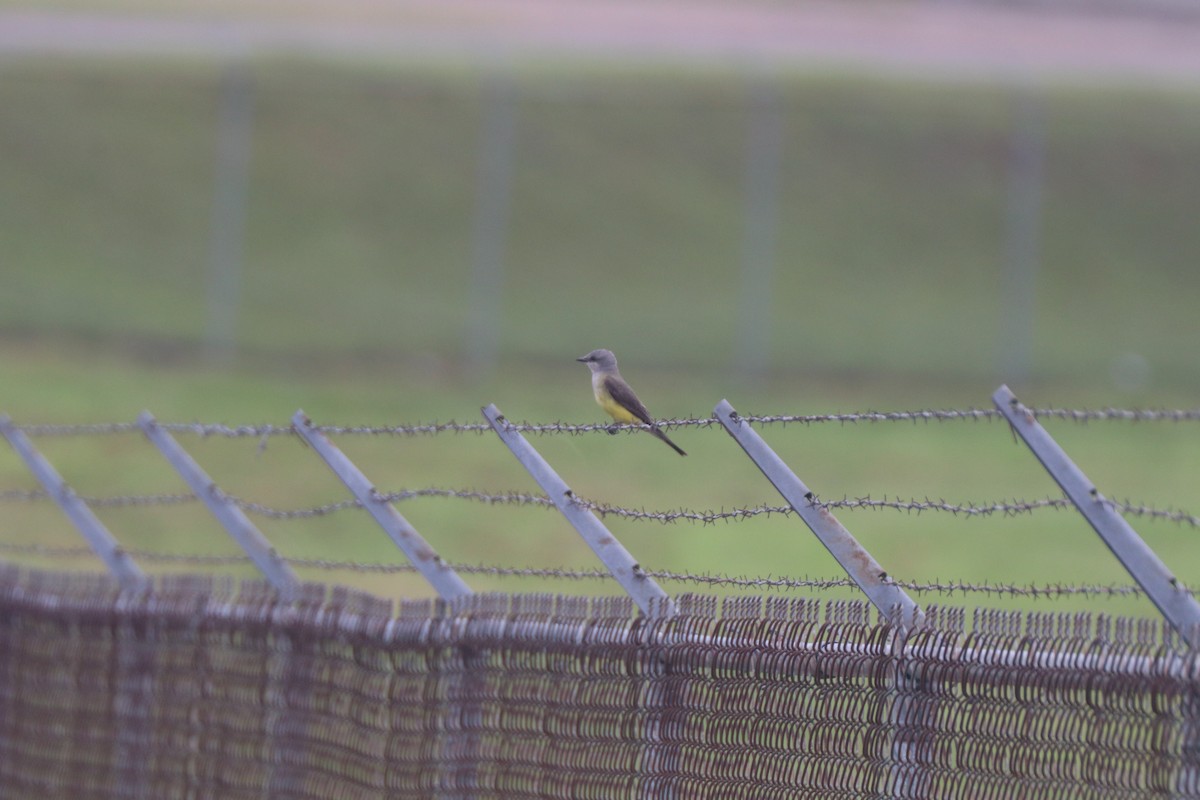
[4,339,1199,621]
[2,56,1199,620]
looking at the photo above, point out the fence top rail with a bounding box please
[1,566,1195,680]
[8,404,1200,438]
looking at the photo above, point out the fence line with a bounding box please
[9,404,1200,438]
[4,485,1198,528]
[5,390,1200,795]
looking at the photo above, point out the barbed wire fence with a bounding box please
[6,392,1200,798]
[2,396,1199,605]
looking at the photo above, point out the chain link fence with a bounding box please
[2,565,1198,798]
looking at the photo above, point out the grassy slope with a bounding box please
[2,58,1199,616]
[4,60,1200,382]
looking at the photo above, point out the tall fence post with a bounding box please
[204,60,256,364]
[736,71,785,383]
[994,385,1200,648]
[0,415,146,589]
[137,411,298,598]
[464,70,519,381]
[998,91,1045,388]
[482,404,675,617]
[291,411,472,601]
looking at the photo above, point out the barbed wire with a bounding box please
[6,405,1195,605]
[0,541,1153,599]
[3,486,1198,529]
[0,489,198,508]
[10,404,1200,439]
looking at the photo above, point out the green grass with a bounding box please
[2,56,1200,619]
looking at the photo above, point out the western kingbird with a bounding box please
[577,349,686,456]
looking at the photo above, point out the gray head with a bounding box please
[576,348,618,374]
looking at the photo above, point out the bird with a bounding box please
[576,348,686,456]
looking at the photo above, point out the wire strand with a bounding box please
[11,405,1200,438]
[3,487,1197,529]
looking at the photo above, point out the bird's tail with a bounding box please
[650,425,687,456]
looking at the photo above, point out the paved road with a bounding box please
[2,1,1199,84]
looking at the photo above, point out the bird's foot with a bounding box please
[606,424,620,436]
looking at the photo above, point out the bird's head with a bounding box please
[576,349,618,373]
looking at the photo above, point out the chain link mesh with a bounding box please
[2,566,1197,799]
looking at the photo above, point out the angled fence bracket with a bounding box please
[483,404,676,618]
[0,414,147,589]
[291,410,472,601]
[994,384,1200,648]
[138,411,298,598]
[714,399,923,635]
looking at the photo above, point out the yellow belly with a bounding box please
[595,383,639,423]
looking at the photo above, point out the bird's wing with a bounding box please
[603,375,654,425]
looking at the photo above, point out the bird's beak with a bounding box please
[575,356,589,363]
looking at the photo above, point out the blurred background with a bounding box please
[2,0,1199,616]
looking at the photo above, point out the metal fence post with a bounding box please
[464,70,519,380]
[484,404,678,798]
[292,412,477,798]
[736,71,785,383]
[713,400,923,634]
[994,385,1200,648]
[291,411,472,601]
[0,415,146,589]
[137,411,298,598]
[998,91,1045,388]
[715,399,927,797]
[204,60,255,363]
[482,404,675,617]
